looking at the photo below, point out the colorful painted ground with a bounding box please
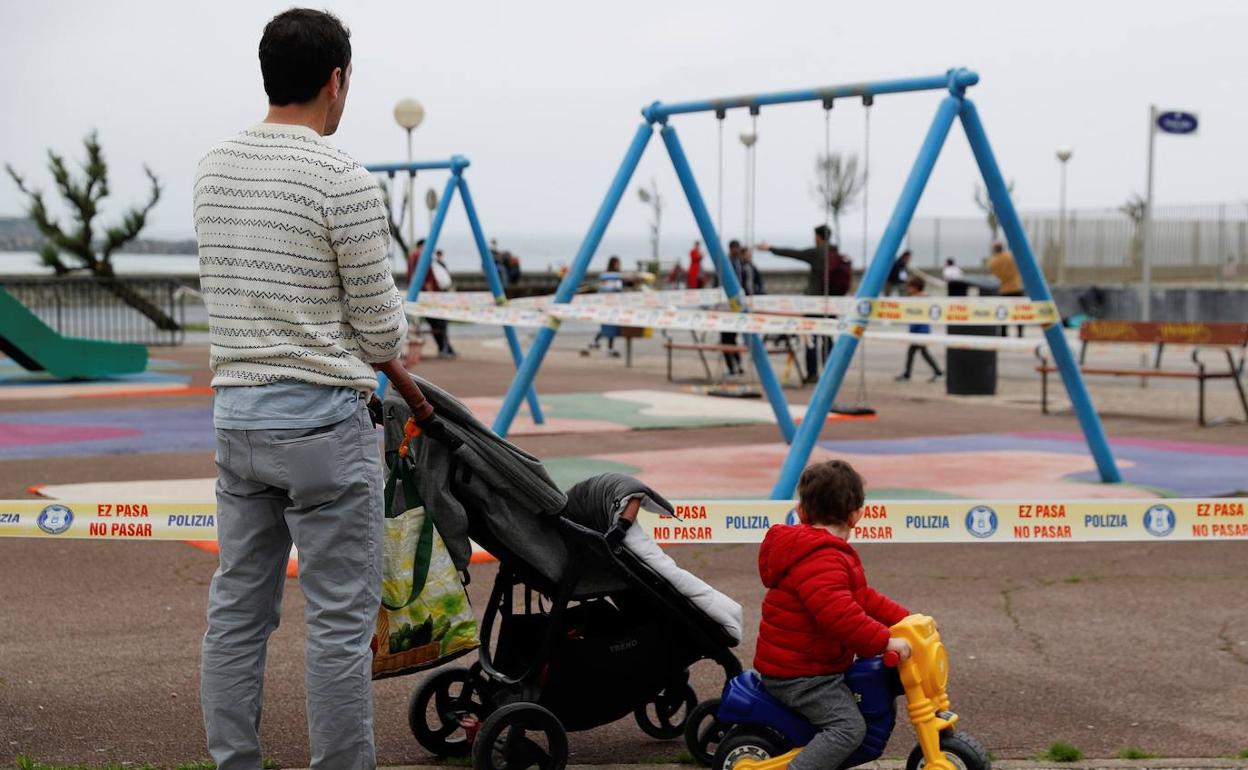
[32,431,1246,501]
[542,432,1247,499]
[0,389,848,459]
[0,356,200,401]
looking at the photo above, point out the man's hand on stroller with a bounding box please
[373,358,434,422]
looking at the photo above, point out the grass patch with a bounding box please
[182,322,210,333]
[1236,749,1248,759]
[1040,741,1084,762]
[15,759,157,770]
[675,751,697,765]
[1116,747,1160,760]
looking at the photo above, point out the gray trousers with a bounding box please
[762,673,866,770]
[202,402,382,770]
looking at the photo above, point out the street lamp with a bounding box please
[1055,146,1072,282]
[393,98,425,252]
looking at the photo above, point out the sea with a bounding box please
[0,231,871,277]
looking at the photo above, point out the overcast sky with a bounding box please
[3,0,1246,252]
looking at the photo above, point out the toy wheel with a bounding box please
[712,726,787,770]
[684,697,730,766]
[905,731,992,770]
[472,702,568,770]
[408,666,487,757]
[634,682,698,739]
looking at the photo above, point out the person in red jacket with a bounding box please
[755,460,913,770]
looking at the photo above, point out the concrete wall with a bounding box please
[1051,285,1248,323]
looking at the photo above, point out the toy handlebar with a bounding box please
[883,650,901,667]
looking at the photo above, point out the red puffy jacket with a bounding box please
[754,524,908,678]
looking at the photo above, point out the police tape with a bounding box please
[3,498,1244,543]
[510,288,728,308]
[406,300,1053,352]
[439,292,1059,325]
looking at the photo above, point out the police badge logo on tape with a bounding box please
[37,504,74,535]
[857,299,872,317]
[965,505,998,538]
[928,303,942,321]
[1143,504,1176,537]
[995,305,1009,321]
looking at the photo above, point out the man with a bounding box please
[757,225,850,381]
[194,9,430,769]
[987,239,1024,337]
[720,240,750,376]
[424,249,456,358]
[942,257,964,282]
[688,240,705,289]
[886,250,911,296]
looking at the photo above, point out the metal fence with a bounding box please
[0,276,187,346]
[907,203,1248,285]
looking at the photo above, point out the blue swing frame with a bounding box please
[367,156,544,425]
[491,69,1120,494]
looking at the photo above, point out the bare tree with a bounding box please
[812,152,866,243]
[1120,192,1147,265]
[6,131,175,329]
[1119,192,1146,224]
[973,181,1016,241]
[637,179,663,262]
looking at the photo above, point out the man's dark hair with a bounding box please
[259,9,352,105]
[814,224,831,241]
[416,238,427,247]
[907,274,926,292]
[728,239,741,250]
[900,250,912,259]
[797,460,864,525]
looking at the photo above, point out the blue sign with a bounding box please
[1156,111,1198,135]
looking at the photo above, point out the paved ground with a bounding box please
[2,332,1246,767]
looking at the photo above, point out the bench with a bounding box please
[615,325,647,367]
[1035,320,1248,425]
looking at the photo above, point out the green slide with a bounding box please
[0,285,148,379]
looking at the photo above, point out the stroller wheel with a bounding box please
[684,697,729,766]
[472,702,568,770]
[634,682,698,739]
[409,666,487,757]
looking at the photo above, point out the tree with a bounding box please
[637,179,663,262]
[812,152,866,243]
[973,180,1016,241]
[1120,192,1147,265]
[1119,192,1146,224]
[6,132,175,329]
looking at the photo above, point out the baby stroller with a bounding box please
[385,377,744,770]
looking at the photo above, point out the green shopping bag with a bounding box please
[372,451,479,679]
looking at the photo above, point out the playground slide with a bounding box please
[0,286,148,379]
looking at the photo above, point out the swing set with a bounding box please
[489,68,1121,497]
[366,157,544,425]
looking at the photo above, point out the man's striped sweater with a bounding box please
[194,122,407,393]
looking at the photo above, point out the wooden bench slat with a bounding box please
[1081,320,1248,346]
[1037,366,1202,379]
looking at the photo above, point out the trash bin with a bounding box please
[946,277,999,396]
